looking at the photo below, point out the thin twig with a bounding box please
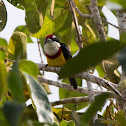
[51,96,89,106]
[51,92,115,106]
[70,0,92,19]
[37,38,43,64]
[101,17,118,29]
[69,0,83,49]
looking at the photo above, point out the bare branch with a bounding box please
[90,0,106,41]
[86,81,94,103]
[70,0,92,19]
[51,92,116,106]
[38,64,116,86]
[51,96,89,106]
[38,75,114,96]
[68,0,83,48]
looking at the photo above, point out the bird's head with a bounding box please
[44,35,61,56]
[45,34,59,43]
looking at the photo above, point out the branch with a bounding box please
[51,96,89,106]
[101,17,118,29]
[70,0,92,19]
[51,92,116,106]
[38,64,117,87]
[38,75,102,95]
[86,81,94,103]
[69,0,83,48]
[90,0,106,41]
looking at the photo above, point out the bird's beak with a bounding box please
[47,38,53,43]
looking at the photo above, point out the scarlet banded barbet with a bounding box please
[44,34,77,89]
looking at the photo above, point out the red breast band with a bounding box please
[46,47,62,59]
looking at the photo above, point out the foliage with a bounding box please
[0,0,126,126]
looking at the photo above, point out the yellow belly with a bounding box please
[47,52,66,66]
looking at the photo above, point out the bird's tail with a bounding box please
[69,78,77,89]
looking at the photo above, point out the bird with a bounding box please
[44,34,77,89]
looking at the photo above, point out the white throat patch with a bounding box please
[44,41,61,56]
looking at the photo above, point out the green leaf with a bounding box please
[25,11,43,34]
[8,31,27,60]
[60,120,75,126]
[7,62,25,103]
[100,119,118,125]
[0,60,7,100]
[59,41,126,79]
[0,38,8,46]
[24,73,53,124]
[0,50,6,60]
[25,0,49,34]
[96,64,105,78]
[2,101,24,126]
[19,59,39,77]
[82,23,97,46]
[14,25,33,43]
[115,110,126,126]
[81,93,110,126]
[31,9,69,38]
[0,1,7,32]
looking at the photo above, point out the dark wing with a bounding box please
[60,43,72,60]
[61,43,77,89]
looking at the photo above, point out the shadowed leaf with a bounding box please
[0,1,7,32]
[7,62,25,102]
[2,101,24,126]
[81,93,110,126]
[59,41,125,79]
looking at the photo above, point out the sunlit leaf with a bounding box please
[7,62,25,102]
[96,64,105,78]
[60,120,75,126]
[24,73,53,124]
[81,93,110,126]
[14,25,33,43]
[59,41,126,79]
[8,31,27,60]
[31,9,69,38]
[2,101,24,126]
[19,59,39,77]
[0,60,7,100]
[0,1,7,32]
